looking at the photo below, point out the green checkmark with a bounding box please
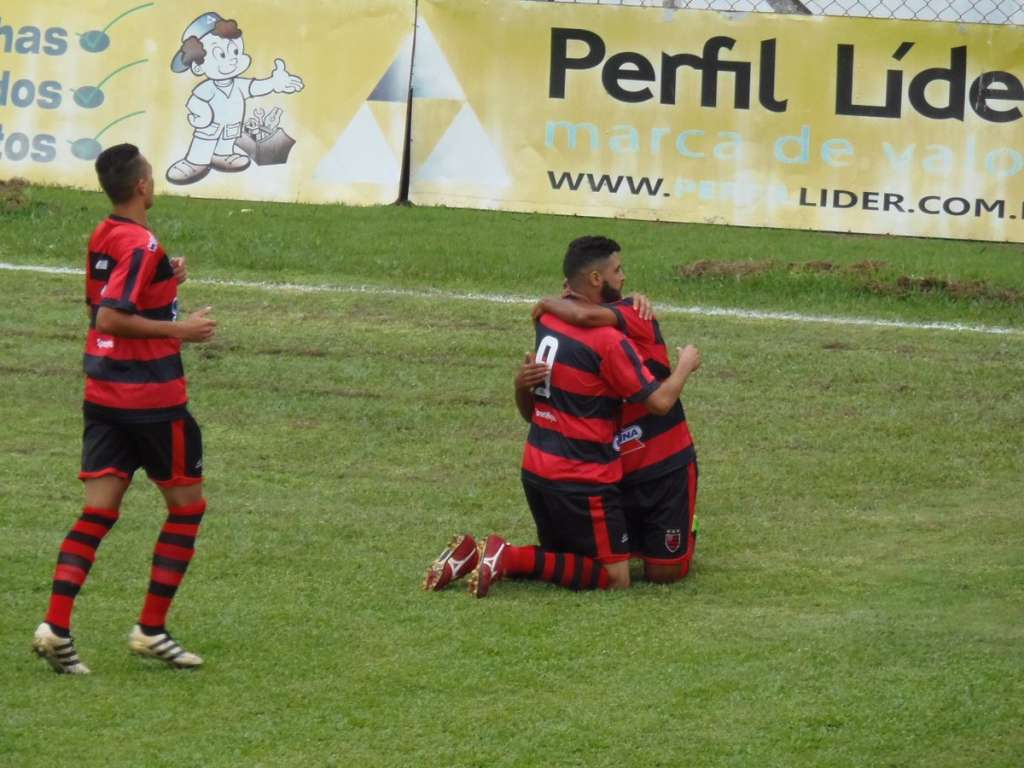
[72,59,148,110]
[74,86,105,109]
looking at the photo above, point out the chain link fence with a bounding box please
[547,0,1023,25]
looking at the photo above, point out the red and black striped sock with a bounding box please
[504,545,610,590]
[138,499,206,632]
[45,506,120,635]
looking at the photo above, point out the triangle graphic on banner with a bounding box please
[367,101,409,160]
[411,19,465,100]
[415,103,509,187]
[368,33,413,103]
[408,99,464,171]
[314,103,400,184]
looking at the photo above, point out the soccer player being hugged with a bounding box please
[424,236,700,596]
[529,253,701,584]
[32,144,217,674]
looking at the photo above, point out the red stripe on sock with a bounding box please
[60,540,99,561]
[504,545,537,576]
[155,542,195,560]
[151,568,187,586]
[83,506,120,521]
[53,564,89,584]
[559,554,576,587]
[541,552,556,581]
[580,557,593,586]
[139,596,172,628]
[139,499,206,628]
[45,506,119,631]
[171,500,207,517]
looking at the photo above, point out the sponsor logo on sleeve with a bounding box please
[613,424,643,453]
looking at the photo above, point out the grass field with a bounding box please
[1,185,1023,767]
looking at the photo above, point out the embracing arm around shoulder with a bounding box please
[531,297,618,328]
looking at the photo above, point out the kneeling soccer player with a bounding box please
[423,236,700,596]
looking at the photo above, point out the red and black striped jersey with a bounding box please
[83,216,187,423]
[522,314,659,489]
[610,298,696,483]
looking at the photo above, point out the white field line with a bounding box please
[2,261,1021,337]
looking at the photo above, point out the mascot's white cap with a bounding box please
[170,12,225,73]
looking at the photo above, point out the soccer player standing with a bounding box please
[31,144,216,674]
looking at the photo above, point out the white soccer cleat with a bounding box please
[32,622,91,675]
[128,625,203,669]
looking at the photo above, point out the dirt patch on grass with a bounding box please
[796,260,837,273]
[0,177,29,211]
[679,260,777,278]
[676,258,1023,305]
[846,260,889,275]
[254,346,328,358]
[866,276,1024,303]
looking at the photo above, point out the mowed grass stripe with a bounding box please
[3,261,1020,338]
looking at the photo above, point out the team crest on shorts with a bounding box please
[665,529,682,553]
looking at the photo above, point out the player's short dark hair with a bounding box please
[563,236,621,279]
[95,143,146,204]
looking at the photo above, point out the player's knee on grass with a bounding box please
[643,559,690,584]
[604,560,631,589]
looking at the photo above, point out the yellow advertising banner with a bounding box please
[409,0,1024,243]
[0,1,414,204]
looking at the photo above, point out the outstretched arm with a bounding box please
[251,58,304,96]
[514,353,549,423]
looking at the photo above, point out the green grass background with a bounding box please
[1,187,1022,767]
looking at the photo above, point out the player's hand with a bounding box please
[531,297,554,322]
[178,307,216,342]
[516,353,549,390]
[676,345,701,374]
[171,256,187,285]
[630,292,652,320]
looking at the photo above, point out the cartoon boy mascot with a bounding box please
[166,12,304,185]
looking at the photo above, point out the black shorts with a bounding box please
[80,412,203,488]
[521,478,631,564]
[621,462,698,564]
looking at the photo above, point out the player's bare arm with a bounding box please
[532,296,616,327]
[533,292,653,326]
[514,353,548,423]
[643,344,701,416]
[96,306,216,342]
